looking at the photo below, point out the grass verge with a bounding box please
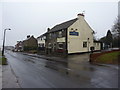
[96,51,120,64]
[0,52,7,65]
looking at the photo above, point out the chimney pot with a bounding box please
[47,28,50,32]
[27,35,30,38]
[77,13,85,17]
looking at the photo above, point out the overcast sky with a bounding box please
[0,0,119,46]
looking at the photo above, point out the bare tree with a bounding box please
[112,16,120,48]
[112,16,120,37]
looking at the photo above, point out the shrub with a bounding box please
[24,46,37,51]
[0,56,7,65]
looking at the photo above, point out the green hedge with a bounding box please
[96,51,120,64]
[0,56,7,65]
[24,46,37,51]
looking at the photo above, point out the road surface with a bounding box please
[4,50,118,88]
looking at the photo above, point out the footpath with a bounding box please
[0,64,2,90]
[2,62,20,88]
[0,50,19,88]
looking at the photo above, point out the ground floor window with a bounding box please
[39,43,45,47]
[48,43,52,48]
[83,42,87,48]
[58,43,64,49]
[53,43,56,48]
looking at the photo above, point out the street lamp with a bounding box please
[2,28,11,56]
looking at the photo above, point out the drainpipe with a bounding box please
[88,38,89,52]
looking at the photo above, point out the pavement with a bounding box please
[0,49,20,88]
[0,65,2,89]
[2,62,20,88]
[0,52,2,89]
[3,50,118,88]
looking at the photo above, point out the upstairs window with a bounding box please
[38,44,41,47]
[97,43,99,46]
[71,28,73,30]
[58,31,62,38]
[52,32,57,38]
[49,33,52,39]
[43,36,46,40]
[83,42,87,48]
[40,38,42,41]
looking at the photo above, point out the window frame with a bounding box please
[58,43,64,49]
[58,31,62,38]
[83,42,87,48]
[48,43,52,48]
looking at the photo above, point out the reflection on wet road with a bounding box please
[5,51,118,88]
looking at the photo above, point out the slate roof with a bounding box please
[23,35,36,42]
[48,18,78,33]
[37,33,47,39]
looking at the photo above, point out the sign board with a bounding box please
[69,31,79,36]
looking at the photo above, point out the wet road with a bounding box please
[5,50,118,88]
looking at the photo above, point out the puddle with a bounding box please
[45,54,95,83]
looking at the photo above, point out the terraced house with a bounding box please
[38,13,101,55]
[15,35,38,52]
[37,33,46,54]
[22,35,38,51]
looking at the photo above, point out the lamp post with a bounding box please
[2,28,11,56]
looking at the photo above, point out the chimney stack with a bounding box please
[27,35,30,38]
[17,41,20,43]
[47,28,50,32]
[77,13,85,19]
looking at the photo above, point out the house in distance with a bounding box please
[15,35,38,53]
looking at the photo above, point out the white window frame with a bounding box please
[58,43,64,49]
[83,42,87,48]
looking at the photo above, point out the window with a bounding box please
[39,43,44,47]
[58,31,62,37]
[48,43,52,48]
[40,38,42,41]
[83,42,87,48]
[49,33,52,39]
[52,32,57,38]
[75,29,77,31]
[38,44,41,47]
[58,43,64,49]
[53,43,56,48]
[43,36,46,40]
[97,43,99,46]
[90,46,94,51]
